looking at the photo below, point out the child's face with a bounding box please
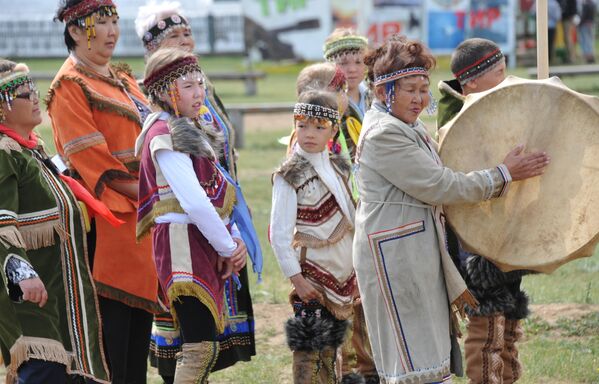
[170,72,206,118]
[336,53,367,92]
[294,116,337,153]
[465,59,507,94]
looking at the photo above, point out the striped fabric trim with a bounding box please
[482,170,495,200]
[0,209,18,227]
[36,156,109,379]
[367,220,426,372]
[495,164,511,197]
[17,207,60,228]
[296,193,340,225]
[111,149,136,163]
[301,260,356,298]
[63,132,106,157]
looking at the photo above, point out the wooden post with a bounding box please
[536,0,549,79]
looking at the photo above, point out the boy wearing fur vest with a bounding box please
[270,89,359,384]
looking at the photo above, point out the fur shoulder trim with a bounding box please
[196,119,225,160]
[0,135,22,154]
[438,80,465,101]
[169,117,216,159]
[111,62,134,78]
[275,153,313,187]
[330,153,351,176]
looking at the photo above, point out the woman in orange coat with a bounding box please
[47,1,161,382]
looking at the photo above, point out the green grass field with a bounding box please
[1,55,599,382]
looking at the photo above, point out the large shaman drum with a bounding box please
[438,76,599,273]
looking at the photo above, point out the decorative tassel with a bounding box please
[169,84,180,117]
[426,90,438,115]
[18,221,62,250]
[327,139,341,155]
[0,226,26,249]
[7,336,72,379]
[385,82,395,112]
[85,16,92,49]
[167,282,225,334]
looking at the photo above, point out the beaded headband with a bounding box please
[0,70,35,120]
[143,14,190,52]
[294,102,340,124]
[373,67,429,86]
[61,0,116,24]
[144,56,202,98]
[323,36,368,61]
[454,49,504,85]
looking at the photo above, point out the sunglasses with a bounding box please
[15,90,40,101]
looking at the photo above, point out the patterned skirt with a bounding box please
[150,222,256,376]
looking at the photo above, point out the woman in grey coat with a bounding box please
[352,36,550,384]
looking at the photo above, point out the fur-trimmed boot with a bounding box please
[341,372,365,384]
[286,302,349,384]
[501,319,523,383]
[173,341,219,384]
[465,315,505,384]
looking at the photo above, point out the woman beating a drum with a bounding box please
[352,35,550,384]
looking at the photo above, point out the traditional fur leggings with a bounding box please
[285,298,349,384]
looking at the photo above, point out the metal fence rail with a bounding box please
[0,15,244,57]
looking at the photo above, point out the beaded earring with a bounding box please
[385,82,395,112]
[168,83,180,117]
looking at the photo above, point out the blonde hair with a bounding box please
[296,62,337,96]
[144,47,199,111]
[325,28,356,44]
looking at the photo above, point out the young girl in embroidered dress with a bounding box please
[270,89,357,384]
[135,47,247,383]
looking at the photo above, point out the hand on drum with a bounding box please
[503,144,550,181]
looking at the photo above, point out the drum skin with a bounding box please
[438,76,599,273]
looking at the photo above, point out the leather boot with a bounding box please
[173,341,219,384]
[351,301,377,379]
[293,349,339,384]
[501,319,523,383]
[465,315,505,384]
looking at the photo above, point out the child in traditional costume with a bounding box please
[270,90,358,383]
[0,59,110,383]
[135,4,262,381]
[136,48,247,383]
[289,62,377,383]
[353,35,549,384]
[324,28,372,160]
[437,38,530,384]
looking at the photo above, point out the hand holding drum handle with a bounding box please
[503,144,551,181]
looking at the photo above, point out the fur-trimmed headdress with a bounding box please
[135,1,190,52]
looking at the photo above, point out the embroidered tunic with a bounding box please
[0,134,109,383]
[353,103,511,384]
[136,114,238,333]
[271,148,357,320]
[46,57,160,312]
